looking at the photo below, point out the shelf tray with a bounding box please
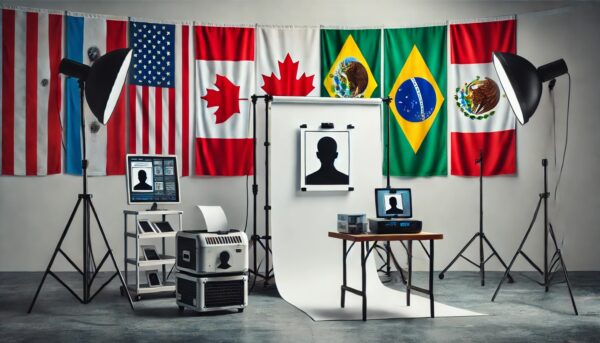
[127,255,176,267]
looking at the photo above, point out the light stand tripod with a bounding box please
[492,159,578,315]
[249,95,274,287]
[438,150,513,286]
[28,79,134,313]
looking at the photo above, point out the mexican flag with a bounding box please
[449,17,517,176]
[384,25,447,176]
[321,28,381,98]
[194,25,254,176]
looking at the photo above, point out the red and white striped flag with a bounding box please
[1,7,63,176]
[449,17,517,176]
[194,25,254,176]
[128,19,194,176]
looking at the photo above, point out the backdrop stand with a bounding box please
[249,95,274,288]
[28,79,134,313]
[377,97,407,284]
[492,159,578,315]
[438,150,514,286]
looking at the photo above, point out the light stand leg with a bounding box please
[439,233,478,279]
[549,224,578,315]
[88,199,134,310]
[27,197,83,313]
[482,235,514,283]
[492,195,543,301]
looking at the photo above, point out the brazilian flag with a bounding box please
[384,26,447,176]
[321,29,381,98]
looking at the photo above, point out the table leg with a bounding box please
[407,240,412,306]
[341,239,346,308]
[430,240,435,318]
[362,241,367,321]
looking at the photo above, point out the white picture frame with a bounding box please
[300,125,353,192]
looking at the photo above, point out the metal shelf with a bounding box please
[123,209,183,300]
[124,209,183,216]
[127,255,176,267]
[127,232,177,239]
[128,281,176,295]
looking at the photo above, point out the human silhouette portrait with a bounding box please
[134,170,153,190]
[386,196,404,215]
[218,251,231,269]
[305,136,349,185]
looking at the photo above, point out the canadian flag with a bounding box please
[449,17,517,176]
[194,25,254,176]
[256,26,320,96]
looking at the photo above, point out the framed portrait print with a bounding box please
[300,125,353,191]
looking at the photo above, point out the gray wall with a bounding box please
[1,0,599,271]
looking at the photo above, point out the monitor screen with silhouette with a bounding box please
[126,154,180,205]
[374,188,412,219]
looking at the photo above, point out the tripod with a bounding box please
[28,80,134,313]
[492,159,578,315]
[249,95,274,288]
[439,150,513,286]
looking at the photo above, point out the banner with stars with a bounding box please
[128,19,194,176]
[384,25,447,176]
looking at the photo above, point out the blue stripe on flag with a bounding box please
[65,16,84,175]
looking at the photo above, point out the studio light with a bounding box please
[85,48,133,124]
[492,52,568,124]
[491,52,577,315]
[59,48,133,125]
[29,48,134,313]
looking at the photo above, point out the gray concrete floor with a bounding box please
[0,271,599,342]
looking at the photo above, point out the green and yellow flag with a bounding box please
[321,29,381,98]
[384,26,447,176]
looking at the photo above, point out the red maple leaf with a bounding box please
[202,75,244,124]
[261,53,315,96]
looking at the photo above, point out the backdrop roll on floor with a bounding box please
[269,97,481,320]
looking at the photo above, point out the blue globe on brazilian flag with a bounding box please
[389,45,444,153]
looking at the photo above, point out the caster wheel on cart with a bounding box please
[238,308,244,313]
[135,295,142,301]
[438,273,445,280]
[120,286,125,296]
[178,306,184,313]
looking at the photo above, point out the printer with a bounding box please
[175,206,248,313]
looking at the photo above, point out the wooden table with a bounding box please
[328,231,444,321]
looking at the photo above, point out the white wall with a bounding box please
[1,0,599,271]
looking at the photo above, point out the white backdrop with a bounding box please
[269,97,480,320]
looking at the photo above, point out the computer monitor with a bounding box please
[374,188,412,219]
[126,154,180,206]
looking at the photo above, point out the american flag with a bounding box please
[128,19,194,176]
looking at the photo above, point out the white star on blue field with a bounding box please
[129,21,175,88]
